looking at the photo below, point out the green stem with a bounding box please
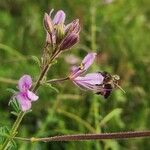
[1,49,61,150]
[46,77,69,83]
[90,1,101,149]
[91,0,97,50]
[57,109,96,133]
[1,112,25,150]
[32,64,50,92]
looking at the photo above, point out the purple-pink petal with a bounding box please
[18,75,32,92]
[69,53,97,79]
[70,65,79,72]
[53,10,66,25]
[75,73,104,85]
[81,53,97,70]
[72,73,104,92]
[69,65,83,79]
[16,93,31,111]
[73,80,94,91]
[27,90,39,101]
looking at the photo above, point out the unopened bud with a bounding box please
[53,10,66,25]
[60,33,79,51]
[65,19,80,35]
[44,13,53,34]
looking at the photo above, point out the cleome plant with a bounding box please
[0,9,150,150]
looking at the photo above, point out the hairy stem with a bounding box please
[14,131,150,142]
[32,64,50,92]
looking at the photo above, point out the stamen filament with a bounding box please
[114,83,126,93]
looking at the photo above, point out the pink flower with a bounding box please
[16,75,39,111]
[69,53,104,93]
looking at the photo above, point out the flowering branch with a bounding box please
[14,131,150,142]
[1,9,81,150]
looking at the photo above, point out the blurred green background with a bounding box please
[0,0,150,149]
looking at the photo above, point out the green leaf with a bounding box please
[0,126,17,149]
[9,98,20,113]
[51,60,57,65]
[8,139,17,150]
[0,126,10,144]
[6,88,17,94]
[100,108,122,126]
[0,43,25,59]
[10,111,19,117]
[104,140,120,150]
[31,55,41,66]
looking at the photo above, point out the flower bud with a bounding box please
[60,33,79,51]
[65,19,80,35]
[44,13,53,34]
[53,10,66,25]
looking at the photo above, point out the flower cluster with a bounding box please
[44,9,80,51]
[14,9,120,112]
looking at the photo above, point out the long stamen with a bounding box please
[114,83,126,93]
